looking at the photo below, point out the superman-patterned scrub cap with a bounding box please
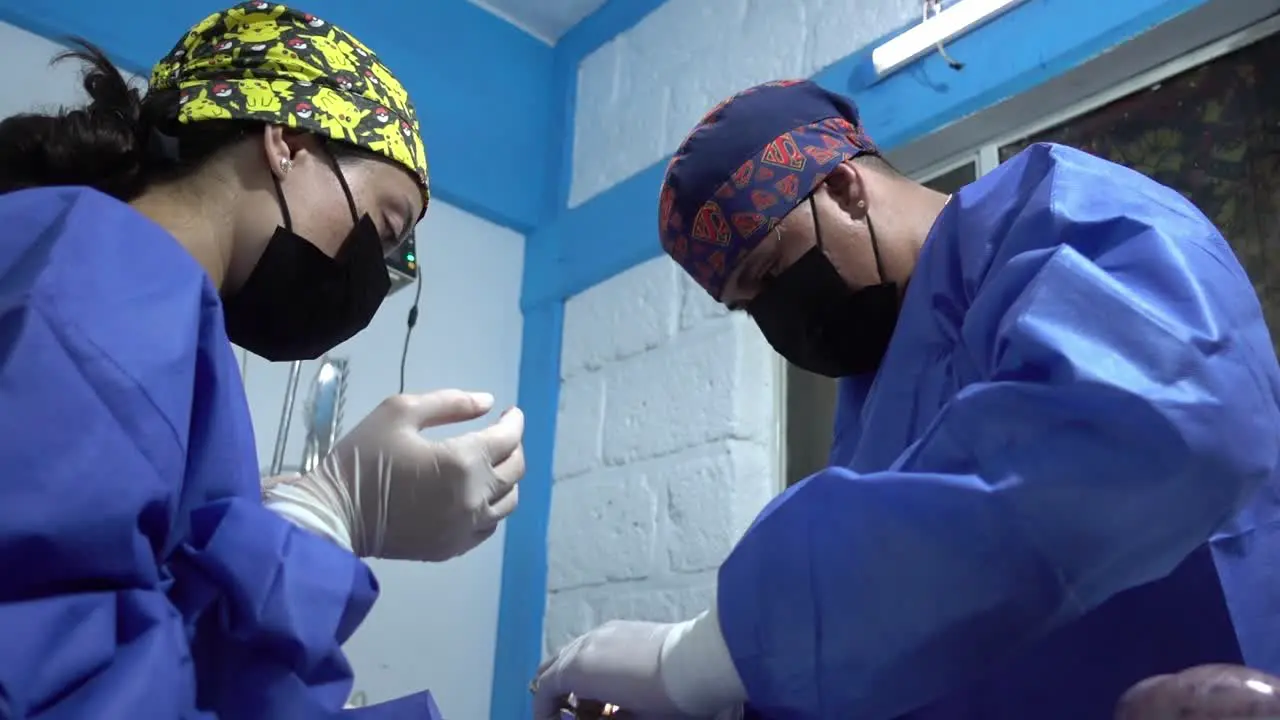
[149,1,430,213]
[658,80,879,300]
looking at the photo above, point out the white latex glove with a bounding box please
[532,608,747,719]
[264,390,525,561]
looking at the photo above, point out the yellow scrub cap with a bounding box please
[149,1,429,211]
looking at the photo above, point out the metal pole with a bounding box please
[269,359,304,475]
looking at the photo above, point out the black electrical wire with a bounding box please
[397,268,423,394]
[925,0,966,71]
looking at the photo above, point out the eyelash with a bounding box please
[380,216,399,246]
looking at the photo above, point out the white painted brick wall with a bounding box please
[546,0,920,653]
[569,0,922,207]
[544,258,778,652]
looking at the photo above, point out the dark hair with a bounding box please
[853,152,902,177]
[0,38,368,201]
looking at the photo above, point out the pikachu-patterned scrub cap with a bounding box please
[149,1,429,211]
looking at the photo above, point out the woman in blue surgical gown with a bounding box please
[533,80,1280,719]
[0,4,526,719]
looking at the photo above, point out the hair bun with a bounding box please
[0,39,148,199]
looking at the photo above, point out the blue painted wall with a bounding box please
[0,0,554,231]
[488,5,672,718]
[493,0,1223,717]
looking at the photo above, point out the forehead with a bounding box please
[743,202,811,260]
[774,202,813,235]
[357,156,425,209]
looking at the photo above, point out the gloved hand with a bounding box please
[532,609,747,720]
[264,389,525,562]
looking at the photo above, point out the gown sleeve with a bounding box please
[714,144,1280,720]
[0,187,425,719]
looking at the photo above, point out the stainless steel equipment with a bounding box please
[300,356,350,473]
[266,355,350,476]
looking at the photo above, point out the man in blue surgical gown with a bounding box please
[533,80,1280,719]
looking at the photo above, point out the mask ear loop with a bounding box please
[809,192,888,283]
[272,156,295,231]
[863,201,888,283]
[808,194,826,251]
[321,144,360,225]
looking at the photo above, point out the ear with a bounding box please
[261,125,324,180]
[260,124,294,180]
[821,161,868,221]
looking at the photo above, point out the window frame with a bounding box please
[985,15,1280,167]
[915,152,980,187]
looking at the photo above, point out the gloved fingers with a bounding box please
[473,524,497,545]
[534,634,633,720]
[532,634,592,718]
[536,652,557,676]
[486,480,520,521]
[535,663,626,720]
[486,440,525,500]
[475,406,524,464]
[390,389,495,429]
[532,648,573,719]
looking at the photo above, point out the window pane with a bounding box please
[999,31,1280,344]
[921,162,978,195]
[785,366,839,487]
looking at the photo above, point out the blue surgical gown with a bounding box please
[718,143,1280,720]
[0,187,440,719]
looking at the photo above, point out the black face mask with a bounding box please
[221,150,391,362]
[747,196,901,378]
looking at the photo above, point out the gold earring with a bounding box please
[279,157,294,174]
[856,200,866,209]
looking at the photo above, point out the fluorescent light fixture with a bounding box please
[871,0,1030,78]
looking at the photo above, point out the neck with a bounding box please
[901,185,951,254]
[130,181,235,291]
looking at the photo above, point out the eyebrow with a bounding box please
[739,234,780,285]
[723,256,764,310]
[744,253,770,281]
